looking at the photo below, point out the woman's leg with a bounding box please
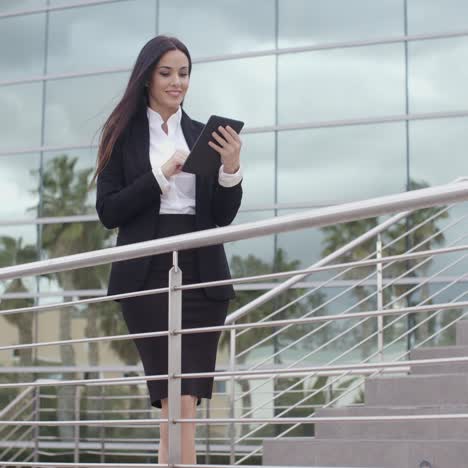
[181,395,198,464]
[158,395,198,464]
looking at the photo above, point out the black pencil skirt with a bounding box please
[119,214,229,409]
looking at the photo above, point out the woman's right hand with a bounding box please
[161,149,189,178]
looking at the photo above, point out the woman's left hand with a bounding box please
[208,125,242,174]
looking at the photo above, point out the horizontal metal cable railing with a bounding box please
[230,201,468,463]
[229,206,468,461]
[1,178,468,466]
[0,386,38,465]
[230,209,466,420]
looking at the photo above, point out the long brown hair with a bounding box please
[88,35,192,189]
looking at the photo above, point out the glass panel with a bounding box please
[408,0,468,34]
[0,153,40,220]
[0,225,38,255]
[0,314,29,369]
[276,209,328,270]
[0,222,38,378]
[238,132,275,209]
[279,0,403,48]
[159,0,275,57]
[409,117,468,277]
[47,0,156,74]
[276,208,382,287]
[0,0,45,12]
[36,300,122,369]
[383,202,468,284]
[409,37,468,113]
[422,282,466,346]
[0,82,43,152]
[0,224,39,293]
[226,210,275,270]
[43,147,97,215]
[44,71,129,147]
[0,13,46,81]
[37,222,115,306]
[40,221,111,269]
[48,0,100,4]
[185,56,275,128]
[410,117,468,186]
[29,293,131,445]
[278,123,407,206]
[279,44,405,124]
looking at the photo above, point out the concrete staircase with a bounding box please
[262,319,468,468]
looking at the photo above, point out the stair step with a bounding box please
[315,404,468,439]
[365,373,468,406]
[456,319,468,346]
[410,345,468,374]
[263,437,468,467]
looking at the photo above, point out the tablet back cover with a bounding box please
[183,115,244,176]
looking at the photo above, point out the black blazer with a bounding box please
[95,105,243,302]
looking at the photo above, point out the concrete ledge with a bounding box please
[315,404,468,439]
[263,437,468,467]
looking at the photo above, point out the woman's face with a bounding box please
[148,49,190,111]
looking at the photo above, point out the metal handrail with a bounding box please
[233,218,468,458]
[236,204,463,351]
[2,238,465,319]
[226,208,411,324]
[238,288,468,449]
[235,247,468,431]
[0,386,35,420]
[261,298,468,452]
[227,182,466,325]
[234,211,467,402]
[236,304,468,463]
[1,180,468,284]
[0,402,36,442]
[2,180,468,466]
[233,204,462,371]
[4,409,468,428]
[235,254,468,459]
[0,425,35,462]
[234,203,454,339]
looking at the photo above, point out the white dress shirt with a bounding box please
[147,105,243,215]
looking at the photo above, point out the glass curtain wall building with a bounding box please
[1,0,468,380]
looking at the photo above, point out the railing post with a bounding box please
[229,328,236,464]
[99,385,105,463]
[168,251,182,465]
[376,233,384,360]
[327,381,333,403]
[73,385,81,464]
[205,398,211,463]
[33,386,40,464]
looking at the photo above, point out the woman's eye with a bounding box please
[160,73,188,77]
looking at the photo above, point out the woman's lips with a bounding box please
[167,91,182,97]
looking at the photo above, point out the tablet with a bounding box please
[182,115,244,176]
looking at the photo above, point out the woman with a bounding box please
[91,35,243,464]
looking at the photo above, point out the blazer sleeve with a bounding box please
[95,137,162,229]
[211,176,243,227]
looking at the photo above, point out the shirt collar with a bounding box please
[147,105,182,135]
